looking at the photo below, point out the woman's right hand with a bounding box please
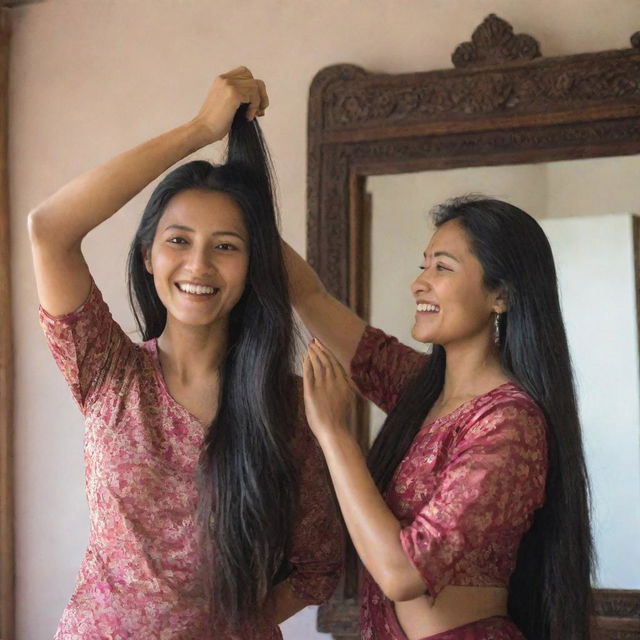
[194,66,269,142]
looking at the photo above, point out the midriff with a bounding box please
[393,585,508,640]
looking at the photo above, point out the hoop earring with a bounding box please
[494,312,501,346]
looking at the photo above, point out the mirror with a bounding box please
[308,15,640,639]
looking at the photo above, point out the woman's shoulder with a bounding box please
[474,381,544,416]
[458,382,547,444]
[356,325,427,361]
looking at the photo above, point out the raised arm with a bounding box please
[283,241,366,373]
[28,67,267,316]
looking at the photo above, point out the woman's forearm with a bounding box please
[317,428,427,602]
[282,240,366,370]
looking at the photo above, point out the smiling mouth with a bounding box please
[175,283,220,296]
[416,303,440,313]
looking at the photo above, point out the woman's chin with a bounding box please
[411,325,434,344]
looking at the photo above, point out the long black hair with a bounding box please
[126,107,298,628]
[367,196,593,640]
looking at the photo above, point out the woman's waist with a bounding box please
[362,574,508,640]
[393,585,509,639]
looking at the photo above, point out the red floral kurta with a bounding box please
[350,327,547,640]
[40,281,343,639]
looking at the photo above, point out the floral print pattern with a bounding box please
[351,326,547,640]
[40,281,342,639]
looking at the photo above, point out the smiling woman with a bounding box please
[25,68,343,639]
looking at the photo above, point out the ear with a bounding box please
[142,247,153,274]
[492,286,508,314]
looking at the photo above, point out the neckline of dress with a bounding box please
[424,381,519,427]
[146,337,208,428]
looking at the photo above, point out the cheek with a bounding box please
[149,250,170,279]
[232,256,250,287]
[442,280,489,315]
[148,248,181,293]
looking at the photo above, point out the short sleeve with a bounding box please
[399,399,547,597]
[350,326,427,414]
[38,280,134,414]
[286,392,344,603]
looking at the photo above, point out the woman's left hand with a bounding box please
[302,339,354,442]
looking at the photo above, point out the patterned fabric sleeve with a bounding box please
[286,390,344,604]
[38,280,133,414]
[399,399,547,597]
[350,326,428,414]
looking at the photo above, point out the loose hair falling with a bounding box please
[367,196,593,640]
[126,107,298,629]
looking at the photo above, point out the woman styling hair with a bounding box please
[29,67,342,639]
[286,196,593,639]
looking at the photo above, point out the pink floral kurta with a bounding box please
[40,281,342,639]
[350,327,548,640]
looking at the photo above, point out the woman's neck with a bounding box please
[440,334,509,403]
[156,318,228,383]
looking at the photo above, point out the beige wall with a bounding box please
[10,1,640,638]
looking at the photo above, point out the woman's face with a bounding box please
[411,219,503,346]
[144,188,249,331]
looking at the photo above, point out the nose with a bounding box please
[411,268,431,298]
[185,244,214,276]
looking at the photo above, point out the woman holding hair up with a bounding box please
[28,67,342,639]
[287,196,593,639]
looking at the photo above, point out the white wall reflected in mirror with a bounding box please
[366,155,640,589]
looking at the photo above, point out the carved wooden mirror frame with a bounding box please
[307,15,640,640]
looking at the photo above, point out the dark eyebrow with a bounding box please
[163,224,246,241]
[434,251,461,263]
[164,224,194,232]
[423,250,462,263]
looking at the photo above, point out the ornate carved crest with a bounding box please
[452,14,541,68]
[312,17,639,134]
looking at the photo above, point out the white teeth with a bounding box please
[177,283,217,295]
[417,303,440,313]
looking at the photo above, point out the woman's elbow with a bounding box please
[378,568,427,602]
[28,206,80,253]
[27,206,49,242]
